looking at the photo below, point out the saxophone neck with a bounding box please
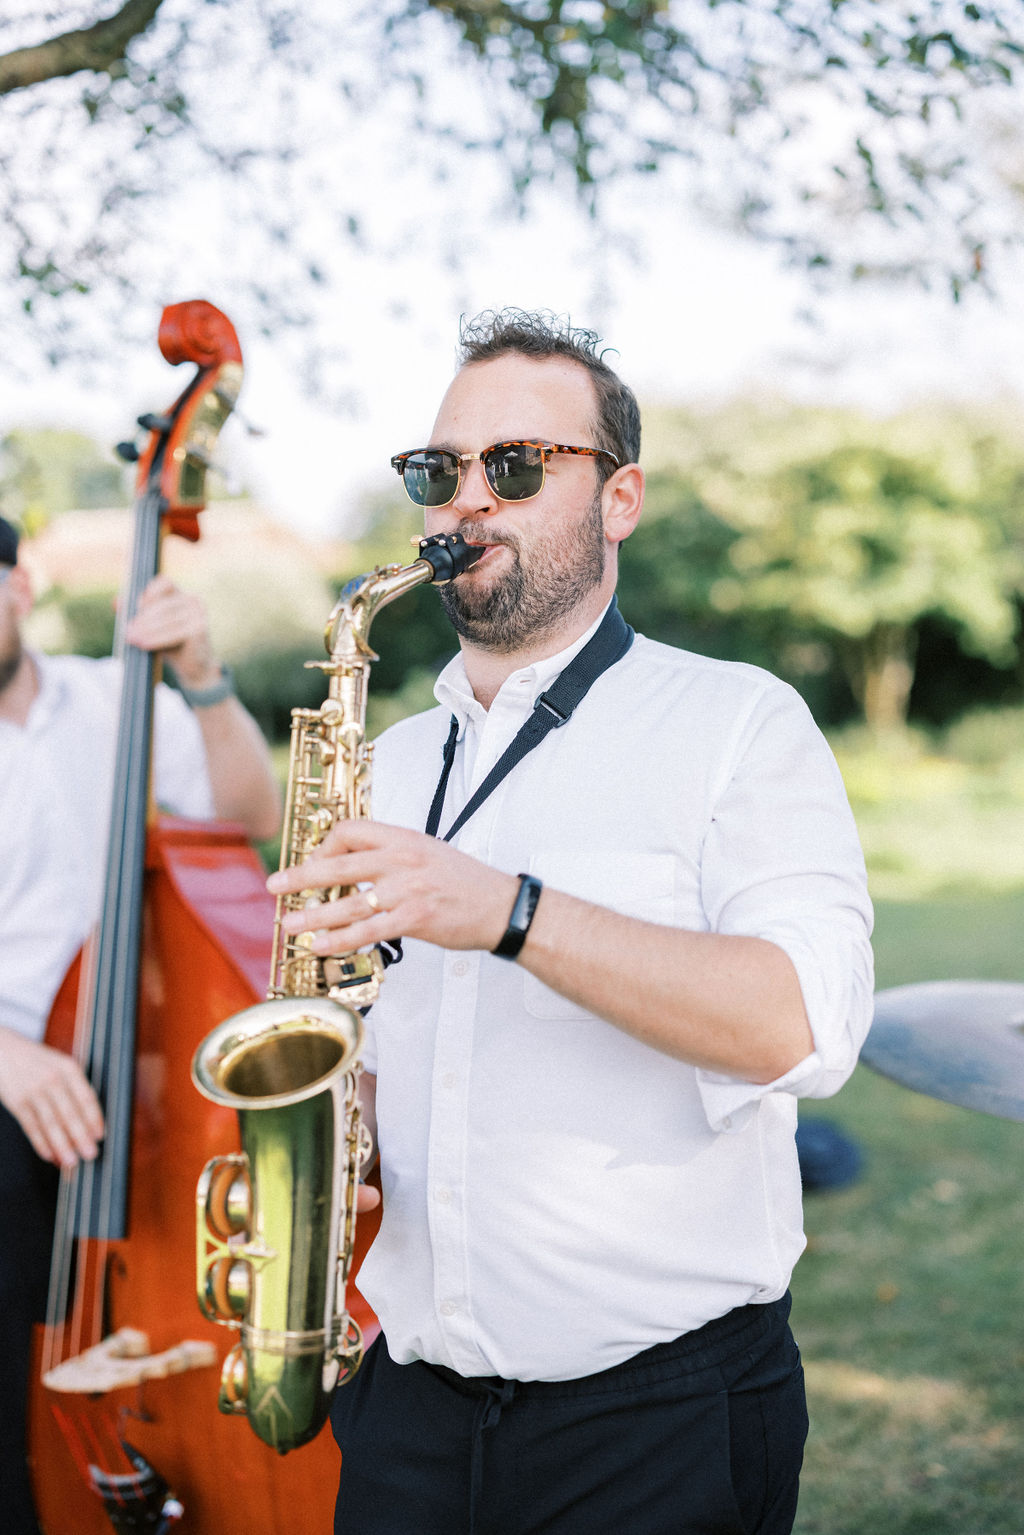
[324,532,485,663]
[325,560,434,664]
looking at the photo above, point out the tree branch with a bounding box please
[0,0,165,97]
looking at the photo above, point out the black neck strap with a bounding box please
[425,598,634,843]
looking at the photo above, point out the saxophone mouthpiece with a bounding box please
[417,532,486,582]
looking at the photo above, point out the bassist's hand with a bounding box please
[0,1027,105,1167]
[123,573,222,690]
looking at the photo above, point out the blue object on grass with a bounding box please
[796,1119,864,1191]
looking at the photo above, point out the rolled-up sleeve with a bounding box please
[696,680,874,1131]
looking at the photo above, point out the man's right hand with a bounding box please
[0,1028,105,1167]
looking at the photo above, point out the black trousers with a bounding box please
[0,1105,59,1535]
[330,1294,808,1535]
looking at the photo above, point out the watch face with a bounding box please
[493,874,542,958]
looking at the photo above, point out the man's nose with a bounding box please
[452,456,498,518]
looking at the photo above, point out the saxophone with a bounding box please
[191,532,483,1454]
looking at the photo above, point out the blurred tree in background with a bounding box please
[51,587,118,658]
[0,426,129,531]
[630,398,1024,731]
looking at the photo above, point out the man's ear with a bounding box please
[602,463,645,546]
[8,564,34,619]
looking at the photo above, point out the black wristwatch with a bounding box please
[492,874,543,959]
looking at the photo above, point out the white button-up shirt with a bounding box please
[357,615,874,1382]
[0,653,213,1042]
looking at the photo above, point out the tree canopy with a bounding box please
[2,1,1024,367]
[633,397,1024,730]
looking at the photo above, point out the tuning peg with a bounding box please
[116,411,182,462]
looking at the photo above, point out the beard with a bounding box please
[0,628,22,695]
[439,491,607,653]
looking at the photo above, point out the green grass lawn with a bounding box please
[792,731,1024,1534]
[794,1060,1024,1533]
[872,892,1024,988]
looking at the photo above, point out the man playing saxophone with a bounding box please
[268,309,874,1535]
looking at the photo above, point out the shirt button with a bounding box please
[435,1187,452,1204]
[440,1301,456,1317]
[441,1072,456,1089]
[452,959,470,978]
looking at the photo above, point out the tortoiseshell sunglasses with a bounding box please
[390,440,621,508]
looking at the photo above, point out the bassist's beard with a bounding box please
[0,631,23,696]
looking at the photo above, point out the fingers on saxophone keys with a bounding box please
[278,892,388,948]
[267,843,367,896]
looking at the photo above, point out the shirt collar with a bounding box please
[434,601,613,738]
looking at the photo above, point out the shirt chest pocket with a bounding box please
[521,851,677,1021]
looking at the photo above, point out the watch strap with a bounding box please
[426,597,634,844]
[175,663,235,708]
[492,873,543,959]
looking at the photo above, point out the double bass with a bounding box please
[27,301,379,1533]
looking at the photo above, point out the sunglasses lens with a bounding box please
[485,443,545,501]
[402,451,460,507]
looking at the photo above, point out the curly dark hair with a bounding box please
[457,308,641,479]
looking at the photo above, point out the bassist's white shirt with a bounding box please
[0,653,213,1042]
[357,613,874,1382]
